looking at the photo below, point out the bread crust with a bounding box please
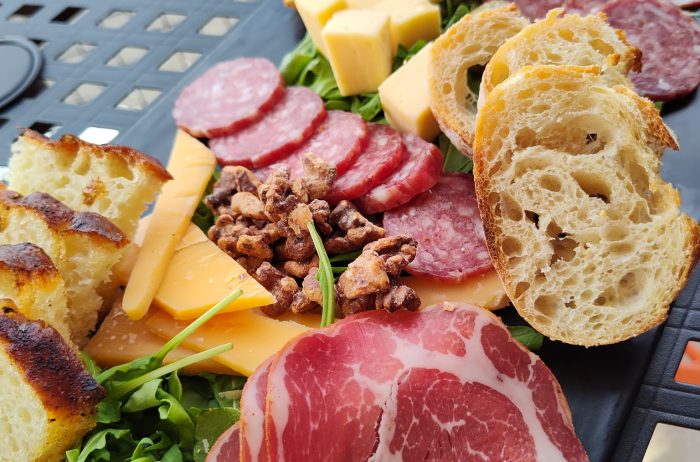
[0,190,127,247]
[20,129,172,182]
[0,242,57,279]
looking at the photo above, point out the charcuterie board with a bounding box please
[0,0,699,461]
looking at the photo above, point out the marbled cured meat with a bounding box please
[240,357,272,462]
[513,0,564,20]
[205,423,240,462]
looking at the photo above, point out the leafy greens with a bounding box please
[507,326,545,351]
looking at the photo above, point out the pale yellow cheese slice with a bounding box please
[147,309,320,376]
[402,270,510,310]
[122,130,216,320]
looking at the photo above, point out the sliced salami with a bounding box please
[174,58,284,138]
[671,0,700,8]
[562,0,608,15]
[325,124,406,205]
[210,87,327,168]
[354,133,443,214]
[513,0,565,20]
[602,0,700,101]
[383,173,492,283]
[205,423,240,462]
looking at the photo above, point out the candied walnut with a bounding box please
[290,179,309,204]
[376,286,420,312]
[309,199,332,235]
[258,222,283,245]
[339,294,376,316]
[236,234,273,260]
[291,268,323,314]
[275,233,316,262]
[283,255,319,279]
[325,201,385,254]
[254,262,298,316]
[206,166,262,215]
[236,256,264,274]
[288,204,313,236]
[230,192,267,220]
[301,153,336,200]
[365,235,417,276]
[258,168,300,221]
[337,251,390,299]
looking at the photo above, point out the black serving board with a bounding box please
[1,1,699,461]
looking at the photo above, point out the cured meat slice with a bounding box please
[210,87,327,168]
[602,0,700,101]
[562,0,608,14]
[240,357,272,462]
[383,173,492,283]
[174,58,284,138]
[513,0,564,20]
[325,124,406,204]
[354,133,443,214]
[263,303,589,462]
[205,423,240,462]
[671,0,700,8]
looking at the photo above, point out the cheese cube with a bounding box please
[296,0,348,56]
[346,0,381,7]
[371,0,441,51]
[322,9,393,96]
[379,42,440,140]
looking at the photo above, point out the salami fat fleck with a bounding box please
[602,0,700,101]
[325,124,406,205]
[355,133,443,214]
[210,87,327,168]
[513,0,565,20]
[174,58,284,138]
[383,173,493,283]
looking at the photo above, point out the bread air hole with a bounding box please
[550,236,578,265]
[107,156,134,181]
[603,224,628,241]
[589,38,615,56]
[571,171,611,203]
[489,60,510,87]
[72,152,91,176]
[534,294,560,318]
[525,210,540,229]
[558,29,575,42]
[514,281,530,298]
[629,201,652,224]
[500,192,523,221]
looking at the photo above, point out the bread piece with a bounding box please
[473,65,699,346]
[0,308,104,462]
[0,243,71,342]
[8,130,171,239]
[0,191,127,344]
[429,3,529,157]
[480,9,641,102]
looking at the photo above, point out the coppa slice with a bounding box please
[601,0,700,101]
[205,423,240,462]
[210,87,327,168]
[325,124,406,204]
[174,58,284,138]
[240,358,272,462]
[355,133,442,214]
[262,303,588,461]
[383,173,493,283]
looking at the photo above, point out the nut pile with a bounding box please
[205,155,420,317]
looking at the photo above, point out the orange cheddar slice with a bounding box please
[402,270,510,310]
[123,130,216,320]
[147,309,319,376]
[85,302,235,375]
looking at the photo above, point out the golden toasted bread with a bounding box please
[473,65,698,346]
[0,308,104,461]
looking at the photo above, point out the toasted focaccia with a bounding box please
[473,65,699,346]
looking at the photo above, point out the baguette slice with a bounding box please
[480,9,641,102]
[0,243,71,342]
[0,308,104,461]
[473,65,699,346]
[8,130,171,239]
[429,3,529,157]
[0,191,127,344]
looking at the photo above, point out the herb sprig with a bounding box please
[307,221,336,327]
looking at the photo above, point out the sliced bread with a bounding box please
[480,9,641,102]
[8,130,171,239]
[428,3,529,156]
[473,65,699,346]
[0,191,127,344]
[0,243,71,342]
[0,308,103,461]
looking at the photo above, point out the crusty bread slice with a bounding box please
[473,65,699,346]
[428,3,529,157]
[480,9,641,102]
[0,308,103,462]
[0,243,71,342]
[8,130,171,239]
[0,191,127,344]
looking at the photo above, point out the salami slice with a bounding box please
[602,0,700,101]
[562,0,608,15]
[210,87,327,168]
[513,0,565,20]
[671,0,700,8]
[355,133,443,214]
[325,124,406,205]
[174,58,284,138]
[383,173,492,283]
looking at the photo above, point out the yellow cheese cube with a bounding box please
[346,0,381,7]
[296,0,347,56]
[322,9,393,96]
[402,270,510,311]
[379,42,440,140]
[371,0,441,51]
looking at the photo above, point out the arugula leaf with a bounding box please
[507,326,545,351]
[392,40,428,71]
[193,408,241,462]
[439,134,474,174]
[192,171,220,233]
[441,0,480,30]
